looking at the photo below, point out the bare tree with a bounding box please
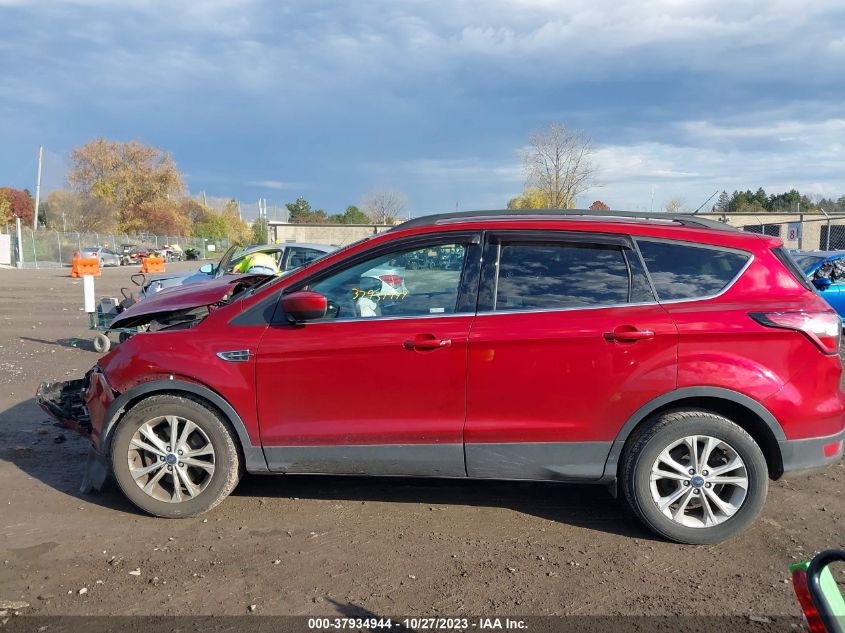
[361,188,408,224]
[664,197,685,213]
[521,122,595,208]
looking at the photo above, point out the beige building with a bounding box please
[696,212,845,251]
[268,222,390,247]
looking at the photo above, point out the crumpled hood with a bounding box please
[111,274,265,329]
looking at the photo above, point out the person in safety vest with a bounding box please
[232,251,279,275]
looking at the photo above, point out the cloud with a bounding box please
[1,1,844,214]
[246,180,301,190]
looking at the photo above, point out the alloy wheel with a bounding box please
[648,434,748,528]
[127,415,216,503]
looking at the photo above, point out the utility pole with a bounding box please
[237,199,242,220]
[33,145,43,230]
[202,190,208,207]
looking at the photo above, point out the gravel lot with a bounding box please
[0,264,842,619]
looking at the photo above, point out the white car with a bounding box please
[139,242,337,300]
[79,246,122,268]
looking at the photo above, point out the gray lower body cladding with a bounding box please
[263,442,613,481]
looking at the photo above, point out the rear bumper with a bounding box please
[780,429,845,477]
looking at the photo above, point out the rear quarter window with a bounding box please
[636,239,750,301]
[772,247,816,292]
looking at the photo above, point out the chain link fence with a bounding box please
[6,228,231,268]
[699,212,845,251]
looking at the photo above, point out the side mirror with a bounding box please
[282,290,327,323]
[791,550,845,633]
[814,277,833,291]
[199,263,214,275]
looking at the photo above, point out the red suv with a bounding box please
[38,210,845,544]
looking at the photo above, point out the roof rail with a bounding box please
[392,209,737,232]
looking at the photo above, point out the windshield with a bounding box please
[791,254,826,271]
[213,244,243,274]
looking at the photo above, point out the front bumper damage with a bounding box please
[36,368,116,493]
[36,379,91,434]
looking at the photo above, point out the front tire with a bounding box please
[621,410,768,544]
[110,394,241,518]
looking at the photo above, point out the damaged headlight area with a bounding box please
[146,305,211,332]
[36,371,93,434]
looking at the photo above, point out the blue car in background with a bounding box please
[794,250,845,315]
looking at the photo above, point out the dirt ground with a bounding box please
[0,264,842,620]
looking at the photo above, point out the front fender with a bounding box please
[99,379,268,473]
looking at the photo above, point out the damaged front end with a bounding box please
[37,368,116,442]
[37,368,116,493]
[36,377,91,434]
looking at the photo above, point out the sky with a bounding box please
[1,0,845,220]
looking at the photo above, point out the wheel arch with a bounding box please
[101,379,268,473]
[602,387,786,482]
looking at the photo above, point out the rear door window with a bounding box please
[488,238,653,311]
[285,247,326,270]
[636,239,750,301]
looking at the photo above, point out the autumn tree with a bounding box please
[664,197,685,213]
[520,122,595,209]
[40,190,116,232]
[222,199,251,244]
[589,200,610,210]
[361,188,408,224]
[507,187,552,209]
[0,187,35,226]
[251,217,269,244]
[68,138,185,233]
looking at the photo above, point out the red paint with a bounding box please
[110,273,264,329]
[280,290,328,321]
[465,305,678,443]
[823,440,843,458]
[255,316,472,445]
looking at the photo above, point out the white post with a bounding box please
[15,217,23,268]
[83,274,96,313]
[33,145,43,230]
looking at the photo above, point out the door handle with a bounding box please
[403,338,452,351]
[604,328,655,342]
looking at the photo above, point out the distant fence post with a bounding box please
[821,208,831,250]
[15,217,23,267]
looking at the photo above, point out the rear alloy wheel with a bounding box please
[110,395,241,517]
[622,410,768,544]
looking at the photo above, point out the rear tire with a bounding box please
[621,410,768,544]
[110,394,241,518]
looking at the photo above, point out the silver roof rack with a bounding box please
[393,209,737,232]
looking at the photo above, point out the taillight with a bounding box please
[379,274,404,288]
[749,311,842,354]
[791,568,827,633]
